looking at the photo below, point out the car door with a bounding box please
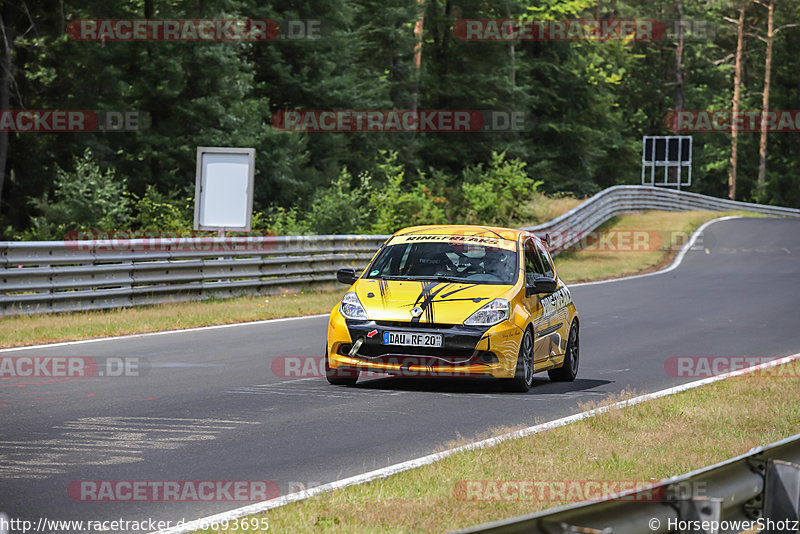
[533,239,569,360]
[522,238,551,363]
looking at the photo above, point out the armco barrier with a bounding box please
[520,185,800,252]
[1,186,798,315]
[459,432,800,534]
[0,235,388,315]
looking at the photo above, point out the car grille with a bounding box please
[339,343,497,365]
[375,321,456,329]
[357,344,474,359]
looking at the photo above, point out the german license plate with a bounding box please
[383,331,442,347]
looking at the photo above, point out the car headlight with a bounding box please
[464,298,510,326]
[340,292,368,320]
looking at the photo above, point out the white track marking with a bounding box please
[570,216,742,287]
[153,351,800,534]
[0,417,260,479]
[0,314,328,353]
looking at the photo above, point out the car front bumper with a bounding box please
[327,312,523,379]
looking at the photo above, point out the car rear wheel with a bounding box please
[548,321,579,382]
[325,351,359,386]
[503,328,534,392]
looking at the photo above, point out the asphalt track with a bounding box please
[1,217,799,532]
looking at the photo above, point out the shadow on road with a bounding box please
[352,375,613,394]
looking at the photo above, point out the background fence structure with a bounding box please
[460,432,800,534]
[2,185,799,316]
[520,184,800,251]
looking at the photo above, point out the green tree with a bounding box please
[23,149,131,240]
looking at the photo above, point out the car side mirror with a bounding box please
[526,276,557,296]
[336,268,358,285]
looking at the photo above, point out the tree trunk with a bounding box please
[507,6,515,86]
[410,0,425,113]
[671,0,685,186]
[674,0,685,113]
[0,1,12,215]
[728,0,746,201]
[757,0,774,197]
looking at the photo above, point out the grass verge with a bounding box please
[196,359,800,533]
[0,209,759,348]
[0,290,343,348]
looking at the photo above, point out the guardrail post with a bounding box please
[543,522,612,534]
[677,496,721,533]
[762,459,800,526]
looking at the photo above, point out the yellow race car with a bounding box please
[326,225,580,391]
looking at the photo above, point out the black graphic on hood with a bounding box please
[378,278,391,304]
[478,226,506,239]
[412,282,443,323]
[440,284,478,299]
[409,282,489,324]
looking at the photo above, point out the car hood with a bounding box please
[353,278,513,323]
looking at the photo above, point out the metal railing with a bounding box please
[1,186,798,316]
[0,235,388,315]
[459,432,800,534]
[521,185,800,252]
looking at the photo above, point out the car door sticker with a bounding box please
[540,287,572,317]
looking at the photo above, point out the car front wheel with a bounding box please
[503,328,534,392]
[325,351,359,386]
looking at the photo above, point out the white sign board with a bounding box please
[194,147,255,231]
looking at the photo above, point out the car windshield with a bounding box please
[366,239,519,285]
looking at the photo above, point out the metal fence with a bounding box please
[0,235,387,315]
[459,432,800,534]
[521,185,800,252]
[2,185,799,316]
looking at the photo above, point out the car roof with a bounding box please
[392,224,533,243]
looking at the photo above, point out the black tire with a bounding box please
[548,321,579,382]
[325,351,359,386]
[502,328,534,392]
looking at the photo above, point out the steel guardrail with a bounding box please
[458,432,800,534]
[1,186,798,315]
[520,185,800,253]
